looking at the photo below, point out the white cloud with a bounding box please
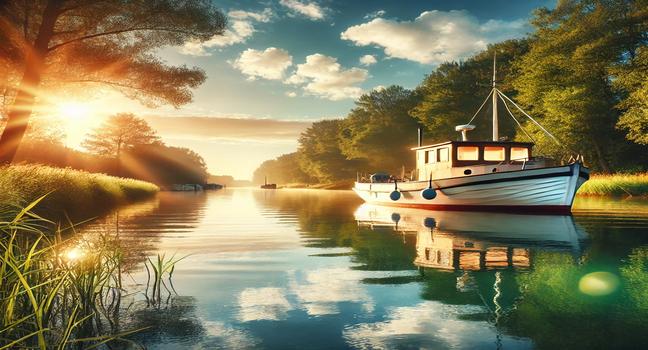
[238,287,292,322]
[343,301,533,349]
[279,0,326,20]
[341,10,529,64]
[364,9,386,20]
[359,54,377,66]
[180,8,272,56]
[228,8,272,22]
[373,85,386,92]
[285,91,297,98]
[231,47,293,81]
[289,268,374,316]
[284,54,368,101]
[201,320,260,348]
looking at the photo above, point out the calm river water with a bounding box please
[78,189,648,349]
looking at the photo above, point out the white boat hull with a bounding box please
[353,163,589,214]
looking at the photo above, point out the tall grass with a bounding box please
[0,164,158,220]
[578,173,648,197]
[0,196,144,349]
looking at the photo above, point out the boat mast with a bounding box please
[492,52,498,141]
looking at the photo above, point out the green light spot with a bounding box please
[579,272,620,296]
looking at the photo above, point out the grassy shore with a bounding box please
[0,164,159,220]
[578,173,648,197]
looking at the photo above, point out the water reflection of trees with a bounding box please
[75,192,208,272]
[253,189,416,270]
[353,204,648,349]
[255,190,648,348]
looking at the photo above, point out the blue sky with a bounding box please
[81,0,556,179]
[160,0,554,119]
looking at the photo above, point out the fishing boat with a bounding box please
[353,57,589,214]
[260,176,277,189]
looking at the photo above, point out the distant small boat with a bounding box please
[353,55,589,214]
[260,176,277,189]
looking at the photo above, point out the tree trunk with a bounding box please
[592,139,611,173]
[0,0,63,164]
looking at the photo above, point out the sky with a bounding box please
[58,0,556,180]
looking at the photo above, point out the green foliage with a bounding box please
[412,40,527,143]
[612,46,648,145]
[339,86,422,172]
[512,0,648,171]
[252,152,313,185]
[0,164,158,220]
[298,120,362,183]
[253,0,648,182]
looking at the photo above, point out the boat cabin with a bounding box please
[412,141,537,181]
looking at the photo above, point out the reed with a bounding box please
[0,164,158,220]
[0,196,144,349]
[144,254,186,307]
[578,172,648,197]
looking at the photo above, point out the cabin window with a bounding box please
[484,146,505,161]
[457,146,479,161]
[438,147,449,162]
[511,147,529,161]
[427,150,436,163]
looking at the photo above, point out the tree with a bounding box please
[252,152,313,185]
[82,113,160,160]
[0,0,226,163]
[512,0,648,171]
[298,120,361,183]
[411,40,528,144]
[122,144,209,185]
[339,85,422,172]
[612,46,648,145]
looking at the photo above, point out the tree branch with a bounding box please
[48,26,208,52]
[64,79,150,93]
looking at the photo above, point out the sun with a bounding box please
[57,101,89,120]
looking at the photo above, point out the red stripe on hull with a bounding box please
[367,202,572,215]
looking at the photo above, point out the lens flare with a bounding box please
[579,271,620,296]
[64,247,85,262]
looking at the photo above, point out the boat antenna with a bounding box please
[492,52,498,141]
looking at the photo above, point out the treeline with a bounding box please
[11,113,209,187]
[254,0,648,185]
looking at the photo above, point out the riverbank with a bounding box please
[279,180,355,190]
[578,172,648,197]
[275,173,648,197]
[0,164,159,220]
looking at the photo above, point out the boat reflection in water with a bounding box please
[354,204,587,272]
